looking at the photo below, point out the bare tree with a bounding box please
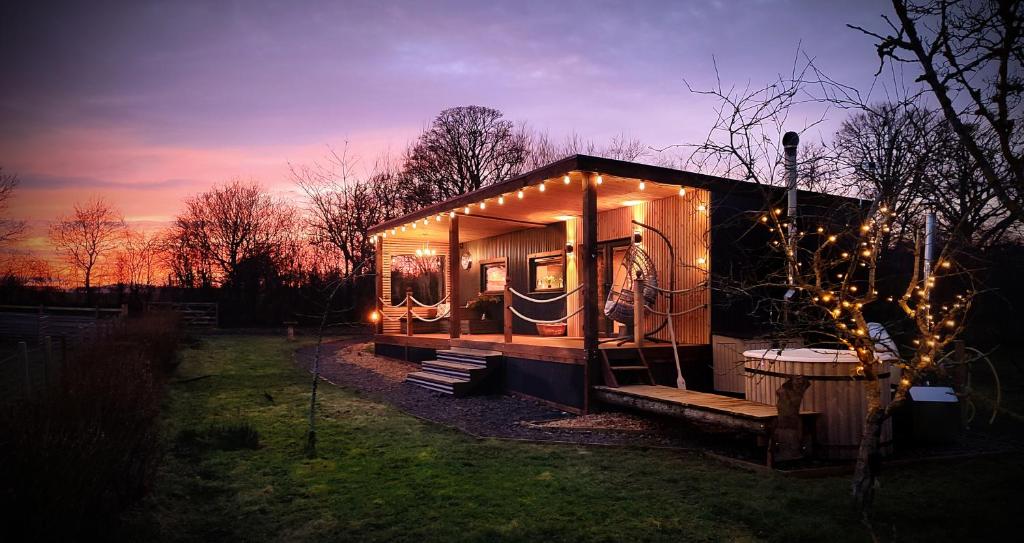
[0,168,26,244]
[852,0,1023,225]
[403,106,529,207]
[49,197,125,302]
[525,131,651,169]
[173,179,298,290]
[114,228,160,288]
[292,147,406,277]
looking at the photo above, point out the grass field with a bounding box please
[121,336,1022,542]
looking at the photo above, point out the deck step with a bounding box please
[405,371,470,396]
[421,360,486,379]
[609,365,650,371]
[436,348,502,367]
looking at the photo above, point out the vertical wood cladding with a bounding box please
[567,188,711,345]
[379,238,450,334]
[458,223,566,335]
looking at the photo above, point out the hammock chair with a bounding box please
[603,243,659,324]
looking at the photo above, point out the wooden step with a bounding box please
[436,348,502,367]
[609,365,650,372]
[405,371,471,396]
[421,360,485,379]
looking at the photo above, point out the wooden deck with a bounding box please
[375,332,671,364]
[593,384,819,434]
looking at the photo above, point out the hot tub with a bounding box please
[742,348,895,459]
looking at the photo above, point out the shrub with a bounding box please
[0,312,182,541]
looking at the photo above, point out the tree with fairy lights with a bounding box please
[684,55,987,512]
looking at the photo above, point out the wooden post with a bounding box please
[19,341,29,396]
[449,214,461,339]
[375,235,384,335]
[582,172,600,413]
[633,275,645,349]
[405,287,413,337]
[503,278,513,344]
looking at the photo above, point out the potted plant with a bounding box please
[466,294,501,320]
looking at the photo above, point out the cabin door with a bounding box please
[596,239,631,337]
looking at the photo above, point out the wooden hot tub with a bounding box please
[743,348,894,460]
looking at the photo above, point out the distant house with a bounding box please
[369,155,855,414]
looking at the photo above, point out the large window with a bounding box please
[391,255,445,305]
[480,258,507,294]
[528,250,565,293]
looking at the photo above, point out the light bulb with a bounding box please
[563,175,571,184]
[639,181,646,191]
[539,183,545,192]
[480,201,486,210]
[498,195,504,205]
[596,175,603,185]
[464,206,470,214]
[517,189,524,199]
[679,187,686,196]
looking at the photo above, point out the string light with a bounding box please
[498,195,505,205]
[391,228,397,235]
[596,175,603,185]
[480,201,486,210]
[517,189,524,199]
[563,175,571,184]
[411,222,416,229]
[436,214,442,222]
[828,235,837,243]
[464,205,470,214]
[639,181,646,191]
[539,183,546,192]
[679,187,686,196]
[696,257,707,265]
[401,226,406,232]
[697,203,707,212]
[449,211,455,219]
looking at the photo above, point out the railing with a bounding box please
[503,279,585,344]
[377,289,451,336]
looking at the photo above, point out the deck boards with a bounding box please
[597,385,783,420]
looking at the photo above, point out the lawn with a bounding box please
[122,336,1022,542]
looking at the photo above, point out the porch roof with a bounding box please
[368,155,743,242]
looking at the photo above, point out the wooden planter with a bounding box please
[536,323,567,336]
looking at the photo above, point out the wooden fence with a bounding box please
[145,302,218,328]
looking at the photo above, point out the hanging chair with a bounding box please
[603,244,659,323]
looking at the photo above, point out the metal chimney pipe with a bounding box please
[782,132,799,286]
[923,210,936,279]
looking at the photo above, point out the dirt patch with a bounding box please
[523,412,662,433]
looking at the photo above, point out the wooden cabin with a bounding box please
[369,155,849,415]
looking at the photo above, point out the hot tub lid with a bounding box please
[742,347,897,363]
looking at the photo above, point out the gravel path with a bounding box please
[293,337,758,453]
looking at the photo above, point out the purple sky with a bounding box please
[1,0,901,235]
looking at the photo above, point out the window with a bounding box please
[480,258,507,294]
[529,251,565,293]
[390,255,445,305]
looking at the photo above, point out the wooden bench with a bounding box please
[593,384,820,466]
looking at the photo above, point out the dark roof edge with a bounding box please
[369,154,865,233]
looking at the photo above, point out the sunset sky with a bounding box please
[2,0,904,259]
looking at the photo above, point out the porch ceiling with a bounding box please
[376,172,685,243]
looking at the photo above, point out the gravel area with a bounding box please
[294,338,1020,466]
[294,338,760,453]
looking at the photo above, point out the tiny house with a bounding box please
[369,155,847,414]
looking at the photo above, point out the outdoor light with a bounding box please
[697,256,707,265]
[480,201,486,209]
[436,214,442,221]
[563,175,571,184]
[370,311,379,323]
[464,205,470,214]
[498,195,504,205]
[639,181,646,191]
[517,189,524,199]
[539,183,546,192]
[632,230,643,244]
[679,187,686,196]
[565,242,574,255]
[596,174,603,185]
[697,204,707,212]
[449,211,455,218]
